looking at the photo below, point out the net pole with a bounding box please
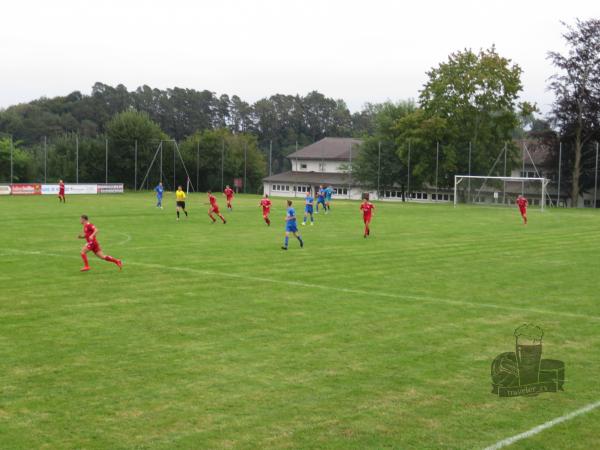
[44,136,47,183]
[221,138,225,191]
[557,142,562,207]
[503,142,507,205]
[435,141,439,201]
[406,140,411,201]
[521,142,525,195]
[160,142,163,185]
[269,140,272,177]
[377,141,381,199]
[75,134,79,184]
[594,142,599,208]
[244,141,247,194]
[9,136,13,183]
[134,140,137,191]
[173,142,176,189]
[453,176,458,207]
[105,137,108,183]
[468,141,472,203]
[196,140,200,193]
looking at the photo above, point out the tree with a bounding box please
[179,130,265,193]
[106,111,167,187]
[548,19,600,206]
[352,101,416,195]
[419,47,532,180]
[0,137,33,182]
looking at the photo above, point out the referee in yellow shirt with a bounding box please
[176,185,188,220]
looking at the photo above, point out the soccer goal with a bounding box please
[453,175,551,211]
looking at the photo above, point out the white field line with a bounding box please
[483,400,600,450]
[4,248,600,322]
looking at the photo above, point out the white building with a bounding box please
[263,137,374,200]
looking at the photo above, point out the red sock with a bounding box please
[266,218,270,225]
[104,255,118,264]
[81,253,89,266]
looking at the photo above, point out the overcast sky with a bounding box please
[1,0,599,113]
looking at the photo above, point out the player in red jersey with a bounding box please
[516,195,528,225]
[223,185,234,210]
[78,215,122,272]
[360,194,375,238]
[207,191,227,224]
[259,194,272,226]
[58,179,66,203]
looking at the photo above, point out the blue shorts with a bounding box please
[317,198,325,204]
[286,222,298,233]
[305,205,313,214]
[325,196,332,202]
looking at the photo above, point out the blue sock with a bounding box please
[284,236,289,247]
[298,236,303,246]
[311,215,314,223]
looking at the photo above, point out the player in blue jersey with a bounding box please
[154,182,164,209]
[282,200,304,250]
[315,184,326,213]
[302,191,314,226]
[324,185,333,213]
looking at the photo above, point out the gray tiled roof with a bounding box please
[287,137,363,160]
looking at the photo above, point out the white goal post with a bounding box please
[453,175,551,211]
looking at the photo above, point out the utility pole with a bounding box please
[377,141,381,198]
[557,142,562,207]
[44,136,47,183]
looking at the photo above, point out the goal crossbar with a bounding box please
[454,175,550,211]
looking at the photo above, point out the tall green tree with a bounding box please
[106,111,167,187]
[179,130,266,193]
[548,19,600,205]
[0,137,32,182]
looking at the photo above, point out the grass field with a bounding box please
[1,192,599,449]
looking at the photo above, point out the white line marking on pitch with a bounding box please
[4,248,600,322]
[483,400,600,449]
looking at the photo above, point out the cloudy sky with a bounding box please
[1,0,599,113]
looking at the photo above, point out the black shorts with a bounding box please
[177,201,186,208]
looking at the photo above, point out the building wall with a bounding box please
[263,181,368,200]
[291,159,349,173]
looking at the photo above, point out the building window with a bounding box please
[300,163,307,169]
[333,187,348,195]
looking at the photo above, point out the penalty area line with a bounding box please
[5,248,600,322]
[483,400,600,450]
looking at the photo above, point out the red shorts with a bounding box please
[262,208,270,217]
[226,196,233,202]
[363,214,372,224]
[59,191,65,196]
[211,205,220,214]
[519,208,527,215]
[86,240,101,253]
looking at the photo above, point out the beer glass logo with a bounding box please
[491,324,565,397]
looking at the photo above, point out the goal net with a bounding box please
[453,175,551,211]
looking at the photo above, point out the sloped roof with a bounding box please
[263,171,352,185]
[287,137,363,160]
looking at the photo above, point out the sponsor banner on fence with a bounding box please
[97,183,124,194]
[11,184,42,195]
[0,185,11,195]
[41,184,60,195]
[65,184,98,195]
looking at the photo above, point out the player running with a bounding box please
[517,195,528,225]
[224,185,234,210]
[154,182,164,209]
[260,194,272,226]
[302,191,314,226]
[315,185,326,213]
[360,194,375,238]
[58,179,66,203]
[324,185,333,212]
[78,215,122,272]
[282,200,304,250]
[208,191,227,224]
[176,185,188,220]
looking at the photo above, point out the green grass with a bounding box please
[1,192,599,449]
